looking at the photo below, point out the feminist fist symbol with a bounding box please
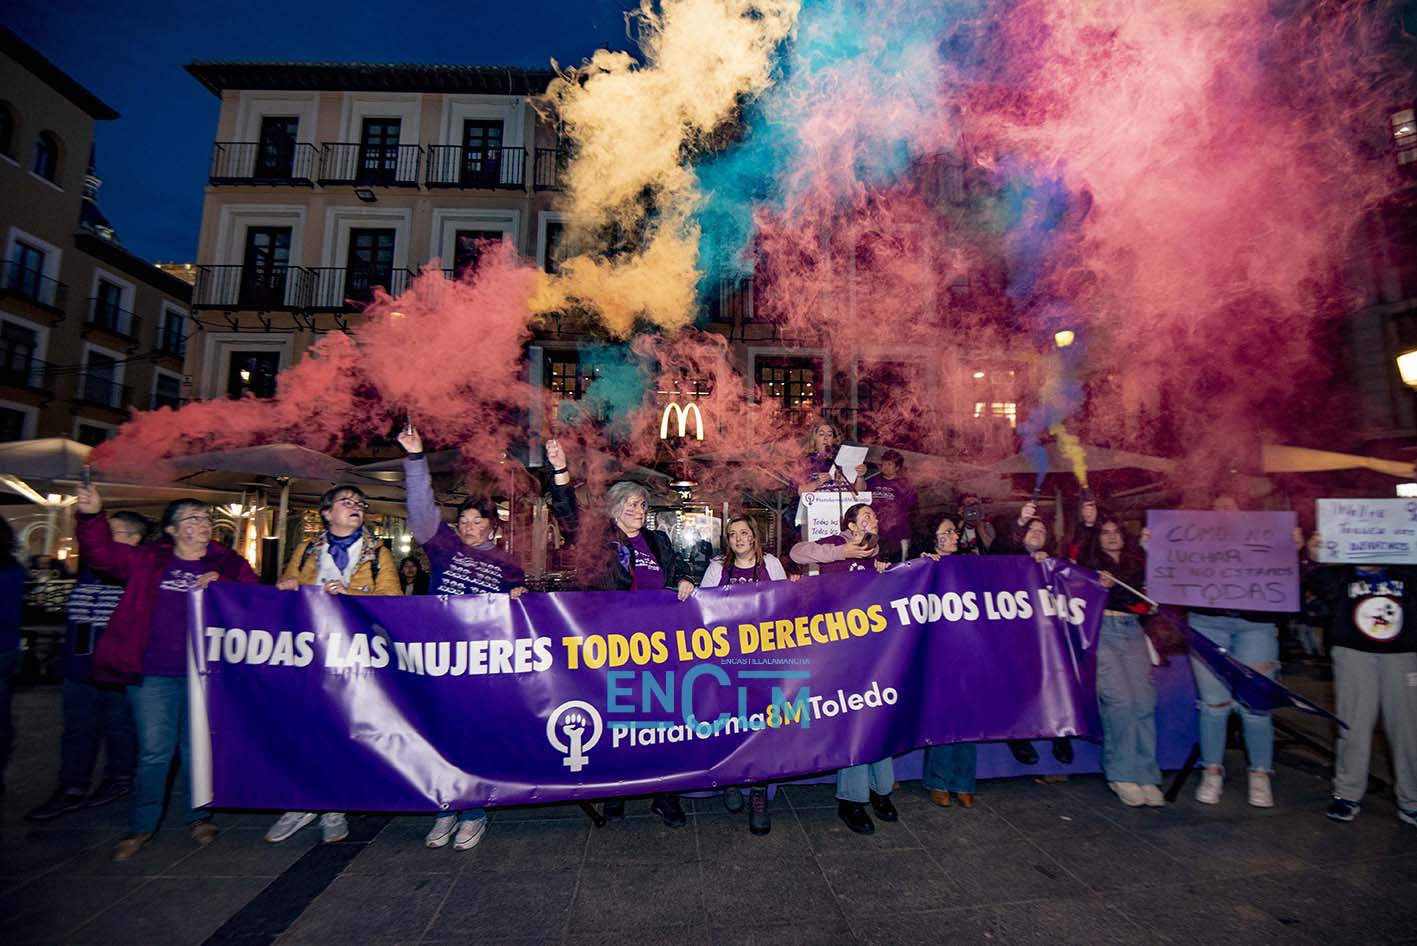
[561,712,590,772]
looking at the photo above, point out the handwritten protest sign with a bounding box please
[1316,498,1417,564]
[799,491,873,542]
[1145,510,1298,612]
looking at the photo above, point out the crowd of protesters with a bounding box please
[0,420,1413,863]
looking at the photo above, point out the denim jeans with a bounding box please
[1188,612,1278,772]
[1096,614,1160,785]
[0,648,17,780]
[457,808,486,823]
[922,744,977,793]
[836,757,895,802]
[128,675,200,833]
[60,678,137,790]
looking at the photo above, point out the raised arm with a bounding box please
[74,486,140,582]
[398,427,442,546]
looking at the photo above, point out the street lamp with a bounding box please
[1054,330,1075,349]
[1397,350,1417,389]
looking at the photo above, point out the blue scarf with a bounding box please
[326,530,362,573]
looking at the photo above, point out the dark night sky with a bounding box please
[5,0,641,264]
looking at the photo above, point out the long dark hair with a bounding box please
[1080,515,1144,573]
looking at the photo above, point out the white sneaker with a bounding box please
[426,814,457,848]
[319,812,349,844]
[1109,781,1146,806]
[1141,784,1166,807]
[265,811,315,843]
[1247,771,1274,808]
[452,817,487,851]
[1195,769,1224,805]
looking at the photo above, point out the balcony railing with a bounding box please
[306,267,413,310]
[151,392,186,411]
[193,264,310,310]
[86,298,140,339]
[425,146,526,189]
[319,144,422,186]
[155,325,188,359]
[209,142,319,184]
[533,148,567,190]
[0,356,52,393]
[74,372,131,410]
[0,261,67,311]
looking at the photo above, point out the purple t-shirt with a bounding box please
[814,534,876,575]
[143,557,207,677]
[628,533,664,591]
[423,525,525,595]
[727,563,768,584]
[871,475,918,543]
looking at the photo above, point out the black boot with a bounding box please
[25,786,88,823]
[601,799,626,821]
[85,776,134,809]
[650,793,687,828]
[869,790,899,822]
[838,800,875,835]
[1051,738,1073,764]
[722,789,745,813]
[748,787,771,836]
[1008,740,1039,765]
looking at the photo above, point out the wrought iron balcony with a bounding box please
[154,325,188,359]
[86,298,140,339]
[209,142,319,185]
[74,372,131,410]
[425,145,526,189]
[319,144,423,186]
[192,264,311,310]
[0,356,52,394]
[151,391,187,411]
[307,267,413,310]
[0,261,67,312]
[534,148,567,190]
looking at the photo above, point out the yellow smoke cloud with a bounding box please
[1048,423,1088,488]
[538,0,801,333]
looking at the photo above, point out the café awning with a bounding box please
[1261,444,1412,479]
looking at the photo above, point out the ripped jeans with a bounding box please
[1188,613,1278,773]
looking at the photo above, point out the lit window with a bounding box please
[1394,109,1416,166]
[973,401,1018,427]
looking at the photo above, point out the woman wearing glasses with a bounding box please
[918,515,980,809]
[266,484,400,846]
[73,486,260,862]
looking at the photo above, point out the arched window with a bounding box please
[32,131,59,182]
[0,103,15,158]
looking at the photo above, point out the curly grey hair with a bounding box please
[606,480,650,523]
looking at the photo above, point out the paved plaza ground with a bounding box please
[2,661,1416,946]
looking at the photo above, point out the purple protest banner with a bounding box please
[188,555,1106,812]
[1144,510,1299,612]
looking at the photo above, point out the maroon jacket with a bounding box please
[78,512,260,684]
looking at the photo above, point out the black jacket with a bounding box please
[588,528,683,592]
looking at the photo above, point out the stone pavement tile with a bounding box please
[980,785,1119,836]
[66,876,276,946]
[925,836,1090,906]
[695,810,814,861]
[276,872,452,945]
[492,802,596,822]
[685,790,791,815]
[158,826,315,878]
[793,807,922,855]
[0,827,114,890]
[341,817,461,876]
[458,815,589,871]
[851,897,1151,946]
[582,810,700,866]
[1107,882,1325,946]
[1339,850,1417,887]
[779,782,840,809]
[423,866,576,942]
[1247,809,1417,865]
[0,874,148,946]
[901,805,1022,851]
[1031,823,1184,892]
[700,855,845,924]
[566,859,708,933]
[1128,818,1312,879]
[560,928,712,946]
[50,826,208,878]
[1236,868,1417,945]
[710,918,860,946]
[816,848,960,917]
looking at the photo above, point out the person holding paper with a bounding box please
[73,486,259,862]
[919,515,980,809]
[798,419,867,495]
[1183,495,1284,808]
[699,514,787,835]
[1305,555,1417,826]
[1083,516,1164,807]
[589,479,695,828]
[790,503,897,834]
